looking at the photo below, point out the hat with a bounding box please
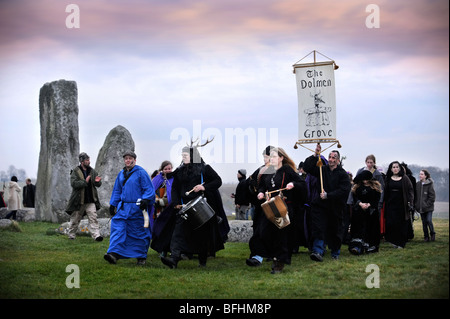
[123,150,137,159]
[354,170,373,183]
[298,161,304,169]
[11,176,18,182]
[79,152,89,162]
[238,169,247,177]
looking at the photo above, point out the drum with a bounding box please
[261,195,290,229]
[180,196,215,229]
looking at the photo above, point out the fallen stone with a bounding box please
[55,217,254,243]
[226,220,253,243]
[0,208,36,222]
[56,217,111,238]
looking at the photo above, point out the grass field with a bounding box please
[0,218,448,303]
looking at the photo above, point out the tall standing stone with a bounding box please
[35,80,80,223]
[95,125,135,217]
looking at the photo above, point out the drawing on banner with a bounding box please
[305,91,331,127]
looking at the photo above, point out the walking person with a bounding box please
[5,176,21,220]
[415,169,436,242]
[303,144,351,261]
[256,147,306,274]
[383,161,414,249]
[104,151,155,265]
[160,142,228,269]
[348,170,382,255]
[65,152,103,241]
[150,160,176,257]
[246,146,274,268]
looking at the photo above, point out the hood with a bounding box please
[9,181,18,188]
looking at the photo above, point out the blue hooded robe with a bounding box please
[108,165,155,259]
[149,172,173,231]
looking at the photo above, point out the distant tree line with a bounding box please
[0,165,28,183]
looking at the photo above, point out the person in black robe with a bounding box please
[303,144,351,261]
[348,170,382,255]
[22,178,36,208]
[255,147,306,274]
[160,144,229,268]
[383,161,414,249]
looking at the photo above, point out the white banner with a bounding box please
[294,63,337,142]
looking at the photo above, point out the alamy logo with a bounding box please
[66,4,80,29]
[170,120,279,164]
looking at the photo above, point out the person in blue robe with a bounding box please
[104,151,155,266]
[150,161,176,256]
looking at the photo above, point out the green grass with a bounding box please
[0,219,448,299]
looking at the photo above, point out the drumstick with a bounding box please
[185,182,205,196]
[266,187,289,195]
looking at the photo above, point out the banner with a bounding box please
[294,62,337,143]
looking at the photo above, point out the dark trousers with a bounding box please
[310,206,344,256]
[5,210,17,220]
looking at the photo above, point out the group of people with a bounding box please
[63,141,437,274]
[1,176,36,220]
[348,155,436,254]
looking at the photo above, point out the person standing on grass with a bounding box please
[233,169,250,220]
[246,145,274,268]
[104,151,155,266]
[65,153,103,242]
[5,176,21,220]
[303,143,351,261]
[383,161,414,249]
[415,169,436,242]
[348,170,382,255]
[160,143,227,269]
[255,147,306,274]
[22,178,36,208]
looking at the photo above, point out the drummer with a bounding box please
[160,143,229,269]
[255,147,306,274]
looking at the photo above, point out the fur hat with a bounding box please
[354,170,373,183]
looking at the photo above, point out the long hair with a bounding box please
[272,147,298,172]
[352,179,382,194]
[386,161,405,179]
[159,160,172,171]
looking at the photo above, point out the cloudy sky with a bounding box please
[0,0,448,183]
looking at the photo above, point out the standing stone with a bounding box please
[35,80,79,223]
[95,125,135,217]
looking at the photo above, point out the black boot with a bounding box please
[161,256,179,269]
[270,259,284,274]
[104,252,120,264]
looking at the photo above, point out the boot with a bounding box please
[270,259,284,274]
[104,252,120,264]
[161,256,179,269]
[136,258,146,266]
[431,233,436,241]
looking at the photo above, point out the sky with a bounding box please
[0,0,448,183]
